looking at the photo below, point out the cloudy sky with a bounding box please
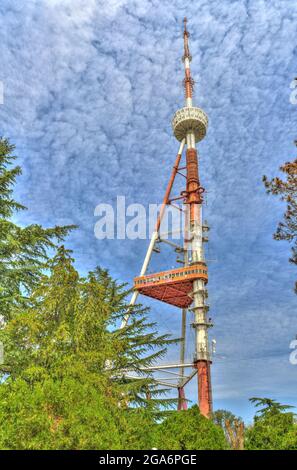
[0,0,296,422]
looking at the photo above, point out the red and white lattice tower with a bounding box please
[122,18,213,417]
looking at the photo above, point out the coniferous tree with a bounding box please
[153,405,228,450]
[0,138,177,449]
[0,137,75,320]
[263,145,297,292]
[249,397,294,419]
[246,398,296,450]
[0,247,176,449]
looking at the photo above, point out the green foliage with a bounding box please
[249,397,294,418]
[0,377,160,450]
[0,138,177,449]
[0,137,75,321]
[154,406,229,450]
[0,377,126,450]
[212,408,241,429]
[0,246,175,449]
[121,408,159,450]
[281,427,297,450]
[246,397,296,450]
[246,412,294,450]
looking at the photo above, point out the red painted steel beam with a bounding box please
[155,148,184,233]
[194,360,213,417]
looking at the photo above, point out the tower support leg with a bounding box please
[195,360,212,417]
[121,139,185,328]
[177,386,187,410]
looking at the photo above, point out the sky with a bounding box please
[0,0,296,423]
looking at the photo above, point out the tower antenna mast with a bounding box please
[125,19,213,417]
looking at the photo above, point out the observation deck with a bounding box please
[172,106,208,142]
[134,264,208,308]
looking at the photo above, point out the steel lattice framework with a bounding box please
[122,18,213,417]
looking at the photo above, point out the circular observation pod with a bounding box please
[172,107,208,142]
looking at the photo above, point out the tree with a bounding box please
[121,407,159,450]
[263,145,297,292]
[0,377,124,450]
[154,405,228,450]
[249,397,294,419]
[0,137,74,321]
[0,247,175,449]
[246,397,296,450]
[212,409,244,450]
[281,427,297,450]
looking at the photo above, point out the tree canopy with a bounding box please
[0,137,75,321]
[0,246,176,449]
[0,138,174,449]
[154,406,228,450]
[263,146,297,292]
[246,397,297,450]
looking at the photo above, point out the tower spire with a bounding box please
[183,17,191,60]
[182,17,194,107]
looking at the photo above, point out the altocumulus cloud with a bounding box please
[0,0,296,421]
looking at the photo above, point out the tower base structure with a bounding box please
[195,360,213,417]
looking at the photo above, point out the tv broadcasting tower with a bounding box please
[122,18,213,417]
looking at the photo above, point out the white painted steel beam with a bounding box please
[120,139,185,328]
